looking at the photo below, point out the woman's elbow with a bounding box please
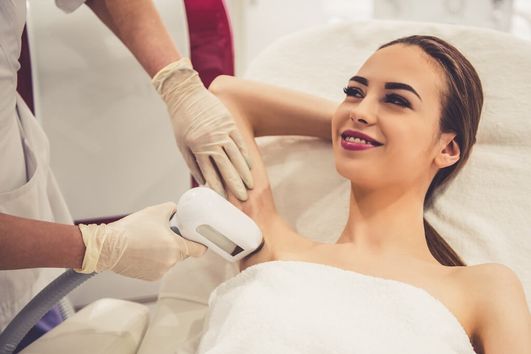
[208,75,237,97]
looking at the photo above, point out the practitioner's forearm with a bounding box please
[209,76,336,141]
[86,0,181,77]
[0,213,85,270]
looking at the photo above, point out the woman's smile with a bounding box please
[340,130,383,151]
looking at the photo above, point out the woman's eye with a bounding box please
[385,94,411,108]
[343,86,364,98]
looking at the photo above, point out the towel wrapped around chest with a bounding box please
[196,261,476,354]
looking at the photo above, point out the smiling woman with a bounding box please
[198,35,531,354]
[335,36,483,267]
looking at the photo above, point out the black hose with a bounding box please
[0,270,95,354]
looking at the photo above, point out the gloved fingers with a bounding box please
[212,151,248,201]
[230,129,253,170]
[196,154,226,199]
[224,139,254,190]
[210,149,246,200]
[147,201,178,223]
[181,237,208,258]
[182,147,206,185]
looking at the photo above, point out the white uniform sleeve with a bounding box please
[55,0,87,13]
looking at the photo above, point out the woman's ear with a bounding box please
[435,133,460,169]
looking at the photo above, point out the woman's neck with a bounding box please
[337,183,436,263]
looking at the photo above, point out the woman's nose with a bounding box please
[350,113,368,124]
[349,109,376,125]
[347,93,378,126]
[349,97,377,125]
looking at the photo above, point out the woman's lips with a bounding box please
[340,138,377,151]
[339,130,383,151]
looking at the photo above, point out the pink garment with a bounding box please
[184,0,234,188]
[183,0,235,87]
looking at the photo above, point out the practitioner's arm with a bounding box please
[0,204,205,280]
[0,213,85,269]
[85,0,253,201]
[85,0,180,77]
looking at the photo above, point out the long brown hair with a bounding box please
[379,35,483,266]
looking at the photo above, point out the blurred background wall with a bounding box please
[226,0,530,75]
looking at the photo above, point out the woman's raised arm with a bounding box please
[208,76,335,268]
[209,75,336,140]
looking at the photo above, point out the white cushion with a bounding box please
[138,252,237,354]
[20,299,149,354]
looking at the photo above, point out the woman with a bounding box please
[197,36,530,353]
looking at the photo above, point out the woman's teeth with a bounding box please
[344,136,372,145]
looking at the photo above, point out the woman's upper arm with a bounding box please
[473,263,531,353]
[209,76,304,266]
[209,76,277,222]
[209,75,337,140]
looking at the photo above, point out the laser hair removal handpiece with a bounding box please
[171,187,263,262]
[0,187,261,353]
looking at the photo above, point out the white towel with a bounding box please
[196,261,476,354]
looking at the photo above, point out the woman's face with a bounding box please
[332,44,456,191]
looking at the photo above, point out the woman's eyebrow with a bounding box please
[385,82,422,101]
[350,76,422,101]
[349,76,368,86]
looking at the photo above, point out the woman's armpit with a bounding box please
[218,91,277,221]
[214,86,307,270]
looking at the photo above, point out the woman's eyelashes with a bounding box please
[343,86,364,98]
[384,93,411,108]
[343,86,412,109]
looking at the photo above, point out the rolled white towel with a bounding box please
[196,261,476,354]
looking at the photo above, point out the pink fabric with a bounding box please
[184,0,235,187]
[183,0,235,87]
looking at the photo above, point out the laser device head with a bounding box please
[171,187,263,262]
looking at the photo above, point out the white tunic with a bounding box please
[197,261,477,354]
[0,0,85,330]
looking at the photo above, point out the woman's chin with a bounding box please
[335,168,383,190]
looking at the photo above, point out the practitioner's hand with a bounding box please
[75,202,207,281]
[152,58,254,201]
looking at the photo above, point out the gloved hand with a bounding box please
[75,202,207,281]
[152,57,253,201]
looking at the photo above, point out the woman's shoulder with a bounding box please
[453,262,526,310]
[452,263,530,349]
[454,262,525,296]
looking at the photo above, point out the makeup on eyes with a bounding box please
[342,86,412,109]
[384,93,411,108]
[343,86,363,97]
[348,75,422,101]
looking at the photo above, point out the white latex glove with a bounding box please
[152,57,253,201]
[75,202,207,281]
